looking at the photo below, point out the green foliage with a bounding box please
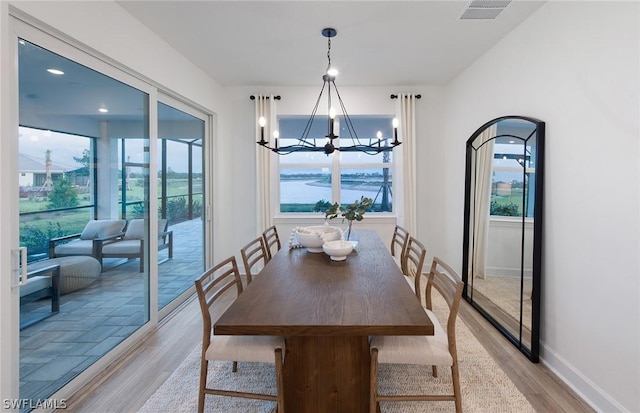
[313,199,333,212]
[131,202,146,218]
[490,200,521,217]
[324,196,373,222]
[323,196,373,239]
[48,179,79,209]
[72,149,91,174]
[191,199,202,217]
[166,196,188,222]
[129,196,202,222]
[20,222,64,258]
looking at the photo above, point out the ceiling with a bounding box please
[17,0,546,138]
[116,0,546,87]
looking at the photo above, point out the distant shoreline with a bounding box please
[302,180,386,192]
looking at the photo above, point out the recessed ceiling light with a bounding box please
[47,68,64,75]
[98,108,109,113]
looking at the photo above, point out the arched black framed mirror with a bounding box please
[462,116,544,362]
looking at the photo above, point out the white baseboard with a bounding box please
[540,340,627,412]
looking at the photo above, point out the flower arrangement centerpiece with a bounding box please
[323,196,373,241]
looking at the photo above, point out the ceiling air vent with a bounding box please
[460,0,511,20]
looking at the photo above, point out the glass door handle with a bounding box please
[11,247,27,289]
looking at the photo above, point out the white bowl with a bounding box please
[322,240,354,261]
[295,225,341,252]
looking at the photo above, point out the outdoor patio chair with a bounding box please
[49,219,127,267]
[19,262,60,329]
[100,218,173,272]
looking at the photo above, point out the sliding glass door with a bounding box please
[17,38,151,409]
[157,100,205,312]
[9,20,210,410]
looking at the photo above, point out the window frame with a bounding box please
[274,114,398,216]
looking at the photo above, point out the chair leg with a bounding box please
[451,362,462,413]
[197,357,208,413]
[432,365,438,377]
[275,348,285,413]
[232,361,238,372]
[369,348,379,413]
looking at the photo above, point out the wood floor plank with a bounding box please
[59,291,595,413]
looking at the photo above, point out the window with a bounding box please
[19,127,94,260]
[278,115,395,213]
[490,140,536,218]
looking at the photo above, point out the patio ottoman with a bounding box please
[28,256,102,294]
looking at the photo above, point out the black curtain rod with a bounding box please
[250,95,281,100]
[390,94,421,99]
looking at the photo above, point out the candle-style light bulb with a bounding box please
[392,117,400,144]
[258,116,266,144]
[376,131,382,148]
[328,108,336,137]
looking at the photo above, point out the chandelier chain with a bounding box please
[255,27,402,155]
[326,36,332,73]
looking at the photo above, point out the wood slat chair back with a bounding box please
[194,256,285,413]
[262,225,281,261]
[195,256,244,344]
[390,225,410,274]
[425,257,464,382]
[240,236,269,285]
[369,256,464,413]
[401,236,427,302]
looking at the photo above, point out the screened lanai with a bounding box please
[16,38,207,410]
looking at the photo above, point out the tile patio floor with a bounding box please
[18,218,204,411]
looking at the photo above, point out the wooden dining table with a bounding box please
[214,230,434,413]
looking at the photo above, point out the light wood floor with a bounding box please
[59,292,595,413]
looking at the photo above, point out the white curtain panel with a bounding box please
[254,95,278,234]
[395,94,418,236]
[472,125,496,279]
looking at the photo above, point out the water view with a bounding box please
[280,170,393,213]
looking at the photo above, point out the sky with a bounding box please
[19,127,200,173]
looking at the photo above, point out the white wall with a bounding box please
[441,2,639,411]
[486,219,534,277]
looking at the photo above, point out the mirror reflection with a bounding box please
[462,116,544,362]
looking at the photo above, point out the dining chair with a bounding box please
[240,236,269,285]
[369,256,464,413]
[262,225,281,262]
[401,236,426,302]
[194,256,285,413]
[390,224,410,274]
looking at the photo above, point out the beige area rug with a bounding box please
[138,295,535,413]
[472,276,532,331]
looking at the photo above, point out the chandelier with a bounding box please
[257,28,401,156]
